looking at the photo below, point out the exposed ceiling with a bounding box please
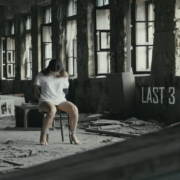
[0,0,12,5]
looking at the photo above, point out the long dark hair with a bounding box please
[42,58,65,76]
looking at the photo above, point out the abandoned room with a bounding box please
[0,0,180,179]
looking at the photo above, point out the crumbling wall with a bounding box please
[0,80,32,102]
[151,0,175,82]
[0,6,5,36]
[51,0,62,60]
[135,0,179,124]
[73,0,127,113]
[0,0,128,114]
[110,0,126,73]
[87,0,95,77]
[5,0,51,18]
[72,77,109,113]
[71,0,108,113]
[175,0,180,75]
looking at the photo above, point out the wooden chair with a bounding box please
[41,110,72,144]
[40,89,72,143]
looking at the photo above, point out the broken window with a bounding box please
[175,1,180,76]
[25,15,32,79]
[1,22,15,79]
[65,0,77,76]
[6,37,15,78]
[11,22,14,35]
[42,25,52,69]
[44,7,52,24]
[67,0,77,16]
[96,0,109,7]
[131,0,154,74]
[42,7,52,69]
[26,15,31,30]
[95,0,110,75]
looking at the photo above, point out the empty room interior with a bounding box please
[0,0,180,179]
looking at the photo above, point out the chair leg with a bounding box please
[40,118,43,142]
[68,114,73,144]
[60,113,64,142]
[52,119,55,130]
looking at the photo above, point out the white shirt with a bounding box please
[34,72,69,105]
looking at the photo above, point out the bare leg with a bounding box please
[39,101,57,145]
[57,101,81,145]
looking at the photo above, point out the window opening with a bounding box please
[44,7,52,24]
[132,0,154,73]
[65,0,77,76]
[67,0,77,17]
[11,22,14,35]
[1,36,15,79]
[41,7,52,69]
[96,0,109,7]
[25,15,32,79]
[41,25,52,69]
[95,0,110,75]
[26,15,31,30]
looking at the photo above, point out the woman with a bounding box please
[34,58,81,145]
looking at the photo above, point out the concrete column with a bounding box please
[51,0,61,59]
[151,0,176,87]
[30,5,43,102]
[15,13,21,80]
[77,0,88,80]
[110,0,126,73]
[31,5,43,80]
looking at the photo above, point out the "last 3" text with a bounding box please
[142,87,175,104]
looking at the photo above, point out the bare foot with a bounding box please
[40,134,48,146]
[40,141,48,146]
[71,134,81,145]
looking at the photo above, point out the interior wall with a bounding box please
[0,0,113,114]
[135,0,178,125]
[0,80,33,102]
[1,0,180,124]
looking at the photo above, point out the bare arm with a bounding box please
[63,71,68,78]
[34,85,41,100]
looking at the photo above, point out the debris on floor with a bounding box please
[78,113,162,138]
[0,115,124,174]
[0,114,163,175]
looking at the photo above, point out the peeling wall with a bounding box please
[5,0,50,19]
[0,80,32,102]
[0,0,113,113]
[72,77,109,113]
[2,0,180,123]
[175,0,180,75]
[87,0,95,77]
[110,0,126,73]
[135,0,179,124]
[0,0,145,116]
[15,14,21,80]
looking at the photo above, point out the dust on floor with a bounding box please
[0,116,124,174]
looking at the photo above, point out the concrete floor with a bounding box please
[0,116,124,174]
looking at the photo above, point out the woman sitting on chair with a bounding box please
[34,58,81,145]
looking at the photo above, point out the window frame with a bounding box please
[41,23,52,69]
[65,0,77,77]
[43,6,52,24]
[131,0,155,74]
[94,1,110,76]
[24,15,32,79]
[2,35,16,79]
[41,6,52,69]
